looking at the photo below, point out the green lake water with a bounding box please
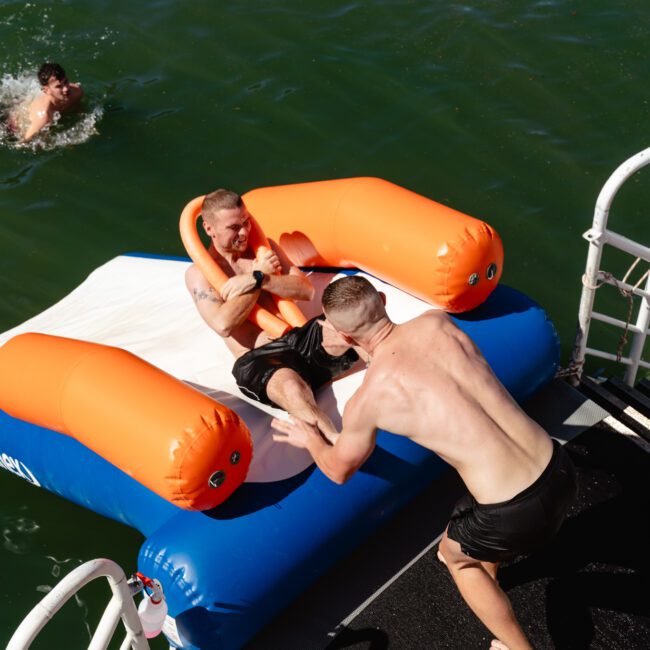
[0,1,648,646]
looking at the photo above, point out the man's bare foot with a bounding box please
[490,639,509,649]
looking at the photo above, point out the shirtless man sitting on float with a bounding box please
[10,62,83,143]
[185,189,360,440]
[272,275,577,650]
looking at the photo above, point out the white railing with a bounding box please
[7,558,150,650]
[571,148,650,385]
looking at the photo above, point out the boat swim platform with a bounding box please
[247,378,650,650]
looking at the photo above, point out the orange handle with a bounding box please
[247,226,307,329]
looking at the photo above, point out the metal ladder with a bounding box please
[571,147,650,385]
[7,558,151,650]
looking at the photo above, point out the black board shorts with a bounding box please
[232,315,359,407]
[447,439,577,563]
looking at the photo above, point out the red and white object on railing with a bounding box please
[135,573,168,639]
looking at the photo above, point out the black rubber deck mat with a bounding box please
[329,425,650,649]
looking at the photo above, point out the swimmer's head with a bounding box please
[322,276,387,338]
[38,63,67,87]
[201,189,251,253]
[38,62,71,102]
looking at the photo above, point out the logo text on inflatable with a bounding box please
[0,452,41,486]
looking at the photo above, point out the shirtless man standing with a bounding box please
[185,189,359,439]
[10,63,83,142]
[272,275,577,650]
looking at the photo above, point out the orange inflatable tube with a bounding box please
[0,333,252,511]
[242,177,504,312]
[179,196,306,339]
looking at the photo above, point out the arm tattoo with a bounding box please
[192,287,220,304]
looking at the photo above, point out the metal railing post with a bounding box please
[624,271,650,384]
[571,148,650,382]
[7,559,150,650]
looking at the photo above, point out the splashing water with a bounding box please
[0,72,103,151]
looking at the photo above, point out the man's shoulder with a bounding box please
[68,84,84,104]
[28,94,50,113]
[342,379,382,434]
[361,363,395,400]
[412,309,446,325]
[400,310,447,338]
[185,263,210,289]
[349,372,382,408]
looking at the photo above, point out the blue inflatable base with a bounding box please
[0,282,559,649]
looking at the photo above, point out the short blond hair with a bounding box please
[322,276,385,334]
[322,276,377,310]
[202,189,242,224]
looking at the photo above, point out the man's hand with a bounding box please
[318,319,351,349]
[272,413,374,485]
[271,417,321,449]
[253,247,282,276]
[220,274,258,301]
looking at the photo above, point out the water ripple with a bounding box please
[0,163,34,186]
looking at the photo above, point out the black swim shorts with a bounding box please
[447,439,577,563]
[232,315,359,407]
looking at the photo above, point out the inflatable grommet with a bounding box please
[209,470,226,488]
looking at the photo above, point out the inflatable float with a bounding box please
[0,178,558,649]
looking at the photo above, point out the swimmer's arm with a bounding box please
[65,84,84,112]
[22,109,50,142]
[185,265,258,337]
[272,393,377,484]
[70,83,84,101]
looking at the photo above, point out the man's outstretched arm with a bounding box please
[271,392,376,484]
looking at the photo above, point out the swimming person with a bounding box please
[185,189,360,440]
[271,275,577,650]
[9,62,83,142]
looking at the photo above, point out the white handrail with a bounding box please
[7,559,150,650]
[571,148,650,385]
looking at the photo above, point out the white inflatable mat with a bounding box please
[0,255,433,482]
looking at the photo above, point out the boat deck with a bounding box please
[247,380,650,649]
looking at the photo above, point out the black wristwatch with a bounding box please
[252,270,265,290]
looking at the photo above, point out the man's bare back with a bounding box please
[357,311,553,504]
[272,275,575,650]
